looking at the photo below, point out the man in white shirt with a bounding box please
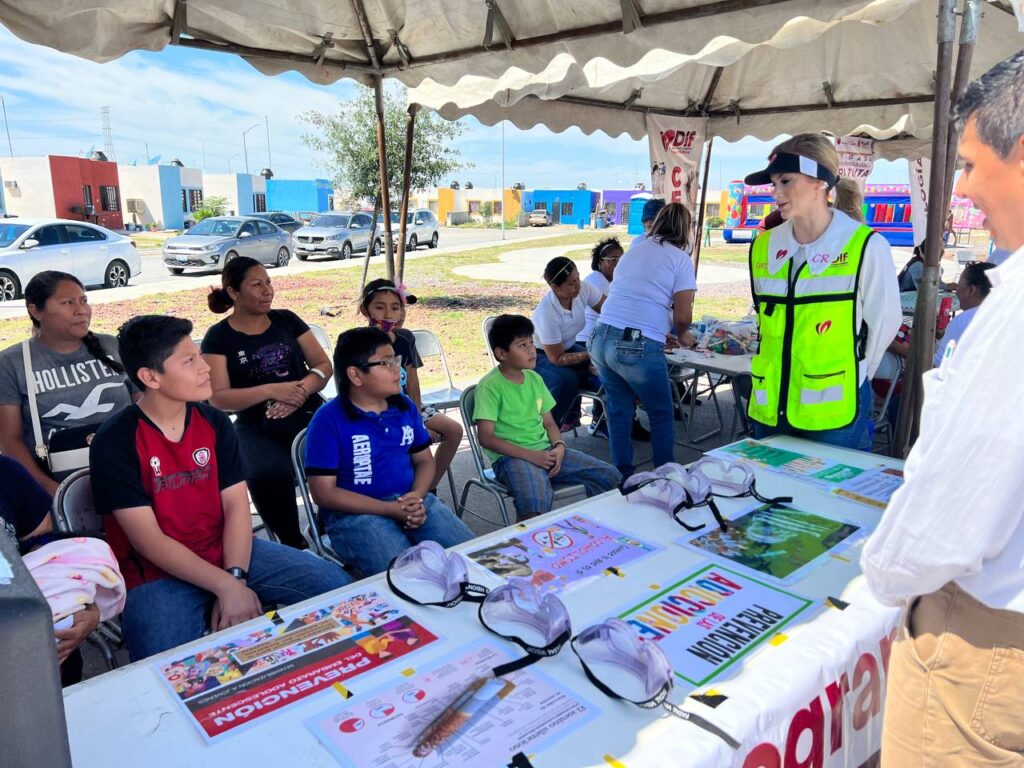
[861,51,1024,766]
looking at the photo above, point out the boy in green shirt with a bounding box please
[473,315,622,520]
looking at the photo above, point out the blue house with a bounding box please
[266,178,333,215]
[528,189,599,227]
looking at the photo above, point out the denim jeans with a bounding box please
[588,322,676,477]
[752,379,875,452]
[322,493,474,577]
[534,342,601,426]
[493,448,622,520]
[121,537,351,661]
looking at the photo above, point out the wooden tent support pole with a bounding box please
[397,105,417,284]
[893,0,957,456]
[693,136,714,276]
[373,77,395,281]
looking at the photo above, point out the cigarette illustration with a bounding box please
[412,676,517,756]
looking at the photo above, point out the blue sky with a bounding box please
[0,24,911,191]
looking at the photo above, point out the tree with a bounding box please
[193,196,227,222]
[302,84,470,281]
[481,201,493,221]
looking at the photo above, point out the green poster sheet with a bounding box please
[677,502,865,584]
[711,439,865,488]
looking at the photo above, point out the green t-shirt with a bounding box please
[473,367,555,462]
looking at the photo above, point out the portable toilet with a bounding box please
[627,192,652,235]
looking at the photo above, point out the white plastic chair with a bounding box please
[458,385,585,527]
[482,315,499,368]
[411,329,461,410]
[308,323,338,400]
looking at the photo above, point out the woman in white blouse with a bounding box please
[577,238,623,345]
[532,256,605,429]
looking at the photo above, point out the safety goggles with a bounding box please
[572,619,739,749]
[621,463,729,532]
[387,542,570,674]
[688,457,791,506]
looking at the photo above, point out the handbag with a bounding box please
[22,340,96,476]
[261,392,324,439]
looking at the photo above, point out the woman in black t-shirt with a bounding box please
[201,257,332,549]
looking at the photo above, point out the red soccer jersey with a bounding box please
[91,403,246,590]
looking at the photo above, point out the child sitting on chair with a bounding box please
[473,314,622,521]
[304,327,473,576]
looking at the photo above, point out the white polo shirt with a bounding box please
[533,279,603,349]
[577,271,610,343]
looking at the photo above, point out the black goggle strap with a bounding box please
[671,493,728,533]
[570,637,740,749]
[385,559,489,609]
[709,479,792,507]
[479,601,571,677]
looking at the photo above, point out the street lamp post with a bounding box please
[242,123,260,175]
[228,153,240,174]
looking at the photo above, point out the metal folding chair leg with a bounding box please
[87,631,118,671]
[457,478,512,528]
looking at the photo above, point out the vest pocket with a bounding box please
[748,355,777,425]
[798,371,846,405]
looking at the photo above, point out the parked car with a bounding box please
[251,211,303,234]
[292,211,374,261]
[529,209,552,226]
[162,216,291,275]
[0,218,141,301]
[372,208,439,256]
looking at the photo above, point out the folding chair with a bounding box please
[871,351,904,455]
[290,429,349,571]
[458,386,586,528]
[308,323,338,400]
[729,373,753,438]
[410,329,460,503]
[50,469,121,670]
[481,315,499,368]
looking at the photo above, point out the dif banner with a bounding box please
[646,115,708,219]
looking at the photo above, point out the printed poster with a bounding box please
[710,439,865,488]
[620,564,814,687]
[678,502,865,584]
[306,640,598,767]
[154,590,438,741]
[835,135,875,195]
[646,114,708,218]
[467,513,659,593]
[831,467,904,510]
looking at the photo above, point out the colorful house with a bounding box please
[203,173,268,217]
[528,189,599,227]
[600,189,649,226]
[0,155,124,230]
[118,163,204,230]
[431,186,521,225]
[266,178,333,215]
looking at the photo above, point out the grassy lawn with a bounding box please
[0,233,752,387]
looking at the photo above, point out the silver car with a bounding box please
[293,211,374,261]
[162,216,291,275]
[372,208,439,257]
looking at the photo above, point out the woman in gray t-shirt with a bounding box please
[0,271,135,493]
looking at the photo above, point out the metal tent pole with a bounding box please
[693,136,715,275]
[397,104,417,283]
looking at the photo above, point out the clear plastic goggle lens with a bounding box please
[575,619,672,701]
[689,457,756,497]
[390,540,468,603]
[480,577,571,649]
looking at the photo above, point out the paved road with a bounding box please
[0,225,586,318]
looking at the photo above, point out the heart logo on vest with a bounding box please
[193,447,211,467]
[775,249,788,261]
[816,320,833,336]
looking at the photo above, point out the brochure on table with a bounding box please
[618,564,814,687]
[710,439,866,488]
[153,589,439,741]
[831,467,904,510]
[307,639,598,768]
[466,513,660,593]
[679,502,867,585]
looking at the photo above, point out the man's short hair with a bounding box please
[118,315,194,390]
[333,326,392,395]
[488,314,534,353]
[953,50,1024,159]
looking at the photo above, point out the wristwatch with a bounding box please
[226,566,248,581]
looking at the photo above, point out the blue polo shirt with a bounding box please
[304,394,431,499]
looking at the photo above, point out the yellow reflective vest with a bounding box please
[748,225,874,430]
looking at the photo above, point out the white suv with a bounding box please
[373,208,439,257]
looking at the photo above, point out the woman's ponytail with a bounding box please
[832,177,864,222]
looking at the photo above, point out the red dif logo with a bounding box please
[661,130,698,153]
[816,321,832,336]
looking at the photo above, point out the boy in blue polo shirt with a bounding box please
[304,327,473,575]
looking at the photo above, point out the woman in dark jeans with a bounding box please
[201,257,332,548]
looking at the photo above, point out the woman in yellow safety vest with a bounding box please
[744,134,901,451]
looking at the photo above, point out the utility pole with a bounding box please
[201,142,206,170]
[242,123,259,175]
[100,106,116,161]
[1,96,11,156]
[264,115,272,169]
[500,120,506,240]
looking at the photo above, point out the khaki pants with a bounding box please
[883,582,1024,767]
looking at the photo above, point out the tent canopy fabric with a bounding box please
[0,0,1016,156]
